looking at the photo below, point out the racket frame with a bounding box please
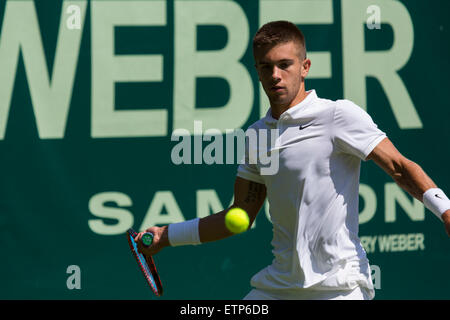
[127,228,163,296]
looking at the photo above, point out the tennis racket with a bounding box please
[126,228,163,296]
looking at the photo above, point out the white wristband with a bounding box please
[168,218,201,246]
[423,188,450,222]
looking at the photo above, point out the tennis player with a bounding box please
[136,21,450,300]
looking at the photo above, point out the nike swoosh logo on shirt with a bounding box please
[435,194,443,200]
[299,123,314,130]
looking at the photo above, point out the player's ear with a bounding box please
[254,63,262,82]
[301,58,311,78]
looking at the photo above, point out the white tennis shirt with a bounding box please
[237,90,386,299]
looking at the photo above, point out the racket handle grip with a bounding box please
[142,232,154,247]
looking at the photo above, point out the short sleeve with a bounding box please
[333,100,387,161]
[236,127,265,184]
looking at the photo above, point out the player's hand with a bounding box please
[135,225,169,256]
[442,210,450,237]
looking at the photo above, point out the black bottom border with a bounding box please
[0,299,447,318]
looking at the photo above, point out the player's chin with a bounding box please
[269,93,290,105]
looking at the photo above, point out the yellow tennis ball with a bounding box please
[225,208,250,234]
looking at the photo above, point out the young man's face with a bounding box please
[254,41,310,108]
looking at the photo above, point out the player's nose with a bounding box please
[271,66,281,80]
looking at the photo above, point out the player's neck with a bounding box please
[270,84,308,120]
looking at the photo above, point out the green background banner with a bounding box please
[0,0,449,299]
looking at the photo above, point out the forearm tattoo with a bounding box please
[244,182,265,204]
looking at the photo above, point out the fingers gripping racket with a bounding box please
[126,228,163,296]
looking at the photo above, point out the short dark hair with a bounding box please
[252,20,306,60]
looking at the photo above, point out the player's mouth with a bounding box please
[270,85,285,93]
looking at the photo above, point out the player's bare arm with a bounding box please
[136,177,266,256]
[198,177,266,243]
[366,137,450,236]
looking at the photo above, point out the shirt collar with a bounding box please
[263,89,317,126]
